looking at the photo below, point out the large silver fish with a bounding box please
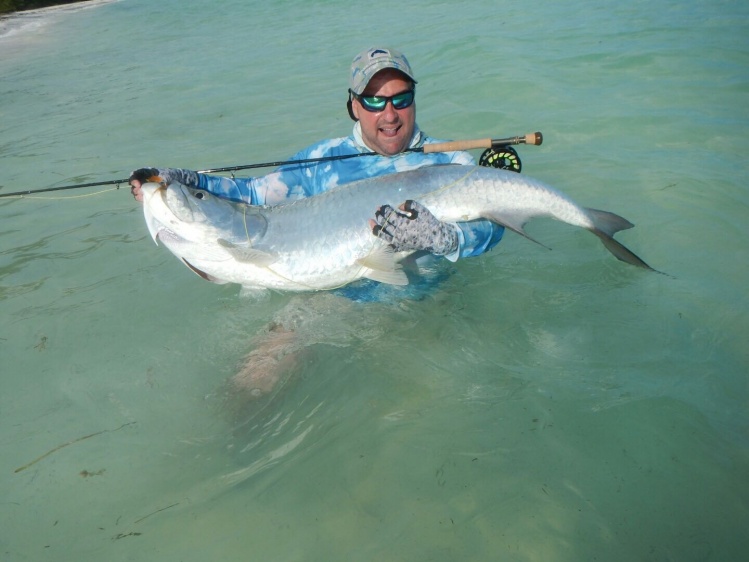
[141,164,655,291]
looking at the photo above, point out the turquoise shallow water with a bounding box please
[1,0,748,560]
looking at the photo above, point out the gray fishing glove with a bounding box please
[129,167,201,187]
[371,200,459,256]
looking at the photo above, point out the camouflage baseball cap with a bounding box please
[349,47,418,95]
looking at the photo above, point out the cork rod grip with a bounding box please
[422,132,542,153]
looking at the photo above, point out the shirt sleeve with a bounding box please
[191,140,348,205]
[192,167,307,206]
[448,221,505,261]
[192,174,258,204]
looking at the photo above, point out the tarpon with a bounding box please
[141,164,656,291]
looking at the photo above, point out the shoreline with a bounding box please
[0,1,89,16]
[0,0,115,39]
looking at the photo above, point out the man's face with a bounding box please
[351,69,416,156]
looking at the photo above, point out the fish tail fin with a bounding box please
[585,208,634,237]
[585,208,658,272]
[591,230,655,271]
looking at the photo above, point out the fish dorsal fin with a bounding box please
[482,212,551,251]
[356,245,408,286]
[217,239,278,266]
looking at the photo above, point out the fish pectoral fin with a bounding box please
[362,268,409,286]
[217,238,278,266]
[182,259,228,284]
[357,246,409,286]
[362,268,408,285]
[357,245,399,271]
[482,212,551,251]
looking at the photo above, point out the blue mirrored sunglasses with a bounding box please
[350,89,415,112]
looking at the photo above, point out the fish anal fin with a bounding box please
[357,245,409,286]
[482,212,551,251]
[217,238,277,266]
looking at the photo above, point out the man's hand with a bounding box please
[128,168,163,201]
[370,200,459,256]
[128,167,200,201]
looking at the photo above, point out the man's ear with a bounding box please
[347,97,359,121]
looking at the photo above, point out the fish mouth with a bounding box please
[142,181,194,245]
[140,181,167,200]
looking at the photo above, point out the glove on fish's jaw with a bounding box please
[372,200,458,256]
[129,167,164,186]
[129,167,201,189]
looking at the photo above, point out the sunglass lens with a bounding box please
[392,91,414,109]
[358,90,414,112]
[361,97,386,111]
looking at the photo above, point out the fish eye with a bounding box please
[194,191,206,200]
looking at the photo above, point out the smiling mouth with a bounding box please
[380,125,401,137]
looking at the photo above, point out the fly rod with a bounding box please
[0,132,542,198]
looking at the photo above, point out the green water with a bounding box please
[1,0,747,560]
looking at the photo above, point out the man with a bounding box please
[130,47,506,262]
[131,48,519,399]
